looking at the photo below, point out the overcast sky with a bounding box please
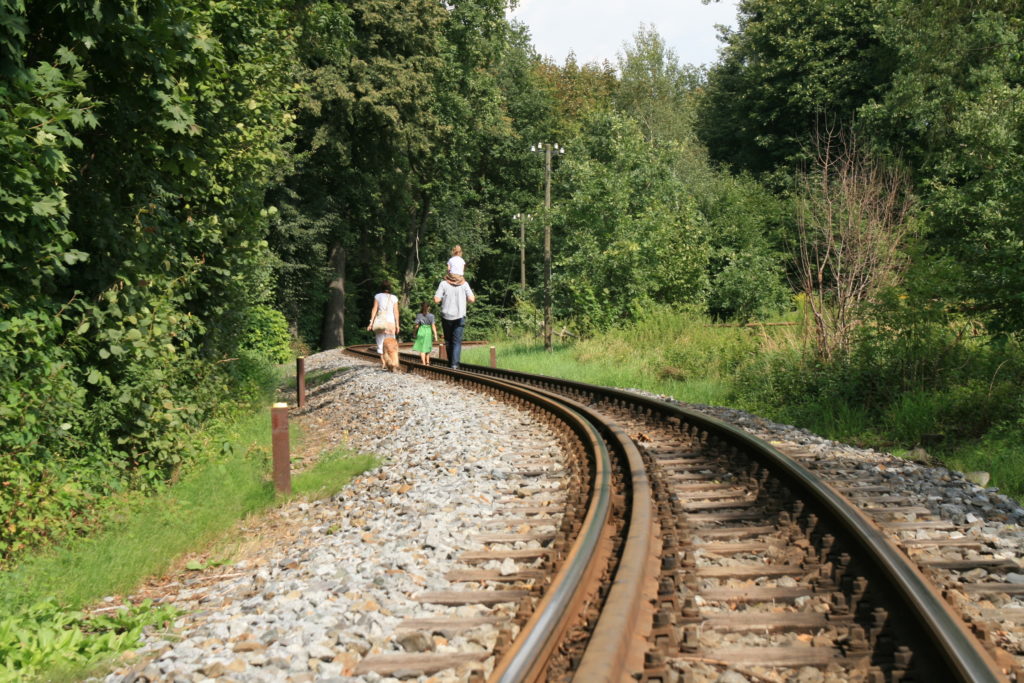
[507,0,740,68]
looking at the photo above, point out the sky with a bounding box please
[506,0,740,68]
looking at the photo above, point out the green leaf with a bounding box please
[31,194,61,216]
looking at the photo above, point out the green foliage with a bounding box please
[735,292,1024,449]
[267,14,793,352]
[0,0,301,566]
[683,167,792,320]
[240,305,292,364]
[943,418,1024,500]
[270,0,525,348]
[615,25,704,145]
[862,0,1024,334]
[708,250,790,322]
[0,384,372,609]
[534,54,616,141]
[699,0,892,171]
[0,598,178,682]
[700,0,1024,336]
[553,112,711,333]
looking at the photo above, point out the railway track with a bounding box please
[345,344,1016,682]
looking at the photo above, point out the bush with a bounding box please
[0,297,282,568]
[707,249,790,322]
[735,300,1024,449]
[239,305,292,364]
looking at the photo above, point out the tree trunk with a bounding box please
[320,242,346,349]
[400,196,431,309]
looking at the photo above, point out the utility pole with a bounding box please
[513,213,531,291]
[531,142,564,351]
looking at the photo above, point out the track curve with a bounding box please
[345,344,1010,682]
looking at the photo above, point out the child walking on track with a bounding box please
[412,301,438,365]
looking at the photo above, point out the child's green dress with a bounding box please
[412,312,435,353]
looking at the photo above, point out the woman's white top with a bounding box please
[374,292,397,322]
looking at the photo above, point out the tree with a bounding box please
[615,24,703,145]
[533,52,616,140]
[699,0,893,173]
[795,124,916,359]
[863,0,1024,333]
[271,0,526,349]
[1,0,300,559]
[553,112,711,331]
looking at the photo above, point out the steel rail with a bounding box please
[452,361,1008,683]
[343,346,616,682]
[564,405,657,682]
[458,370,659,681]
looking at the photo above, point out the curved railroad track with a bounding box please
[345,344,1016,682]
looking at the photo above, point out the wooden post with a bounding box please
[296,356,306,408]
[490,345,497,368]
[271,403,291,495]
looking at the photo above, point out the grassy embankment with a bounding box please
[463,309,1024,500]
[0,363,376,681]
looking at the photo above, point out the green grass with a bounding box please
[1,410,376,611]
[463,311,801,407]
[293,448,377,500]
[470,307,1024,502]
[940,424,1024,497]
[0,378,377,681]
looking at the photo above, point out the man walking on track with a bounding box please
[434,277,475,370]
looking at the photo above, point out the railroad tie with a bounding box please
[353,652,489,677]
[445,568,546,582]
[684,645,840,668]
[692,525,777,539]
[699,612,830,633]
[415,589,530,606]
[459,548,553,563]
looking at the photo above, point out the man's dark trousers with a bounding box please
[442,317,465,369]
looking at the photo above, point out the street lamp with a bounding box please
[530,142,564,351]
[513,213,532,291]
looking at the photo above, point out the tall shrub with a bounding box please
[795,124,917,359]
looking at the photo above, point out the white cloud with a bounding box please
[507,0,739,68]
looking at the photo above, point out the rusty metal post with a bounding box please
[296,356,306,408]
[271,402,291,495]
[490,345,497,368]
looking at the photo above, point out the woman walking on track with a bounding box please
[412,301,437,365]
[366,281,399,367]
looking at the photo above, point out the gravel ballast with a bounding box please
[104,350,564,682]
[102,351,1024,681]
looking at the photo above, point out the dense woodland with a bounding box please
[3,0,1024,565]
